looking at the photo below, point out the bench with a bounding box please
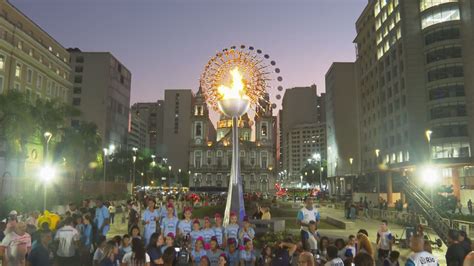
[326,216,355,230]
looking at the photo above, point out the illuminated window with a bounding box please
[421,5,460,29]
[15,63,21,78]
[375,2,381,16]
[0,54,4,70]
[395,11,400,22]
[420,0,458,12]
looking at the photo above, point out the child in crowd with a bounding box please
[238,216,255,244]
[160,233,175,254]
[225,212,240,244]
[120,234,132,259]
[202,217,216,245]
[178,207,193,237]
[377,220,393,261]
[190,219,204,249]
[384,250,400,266]
[191,237,207,264]
[240,238,256,266]
[160,203,179,238]
[93,236,107,266]
[225,238,240,266]
[130,225,141,240]
[213,213,225,248]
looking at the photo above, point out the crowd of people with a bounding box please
[4,193,474,265]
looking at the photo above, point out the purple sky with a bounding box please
[12,0,366,106]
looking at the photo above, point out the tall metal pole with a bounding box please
[103,151,107,195]
[319,160,323,190]
[43,132,52,212]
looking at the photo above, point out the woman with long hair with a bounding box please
[147,233,164,266]
[100,240,120,266]
[357,233,374,258]
[122,238,151,266]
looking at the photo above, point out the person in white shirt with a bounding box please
[122,237,151,266]
[297,197,321,251]
[406,235,438,266]
[325,246,344,266]
[109,203,117,225]
[0,222,31,266]
[377,220,393,261]
[54,217,80,264]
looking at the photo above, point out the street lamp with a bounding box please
[40,165,56,211]
[43,132,52,162]
[168,165,172,185]
[421,165,439,203]
[349,157,354,196]
[426,130,433,161]
[375,149,381,194]
[300,175,303,188]
[313,153,323,190]
[103,148,108,195]
[132,147,138,193]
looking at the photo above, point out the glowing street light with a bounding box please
[43,132,52,162]
[421,165,439,203]
[426,130,433,161]
[40,165,56,211]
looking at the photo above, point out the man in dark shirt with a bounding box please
[27,229,53,266]
[446,229,466,266]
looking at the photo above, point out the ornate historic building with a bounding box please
[188,88,277,192]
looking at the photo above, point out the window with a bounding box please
[432,123,468,138]
[15,63,21,78]
[76,56,84,63]
[420,0,458,12]
[429,84,465,100]
[425,27,460,45]
[73,87,82,94]
[25,88,32,102]
[430,104,466,119]
[195,122,202,137]
[0,75,3,94]
[427,64,463,82]
[74,75,82,83]
[36,74,43,89]
[433,141,470,158]
[261,122,268,138]
[72,97,81,106]
[261,151,268,169]
[27,68,33,83]
[0,54,4,70]
[426,46,461,64]
[75,66,83,73]
[13,82,20,91]
[421,5,460,29]
[194,151,202,168]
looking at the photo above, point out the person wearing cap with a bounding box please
[178,206,193,238]
[225,238,239,266]
[160,232,175,254]
[224,212,240,245]
[191,237,207,264]
[160,196,177,220]
[207,236,223,265]
[143,198,160,245]
[297,196,320,251]
[239,238,256,266]
[190,219,204,249]
[160,203,179,239]
[238,216,255,244]
[202,217,216,245]
[0,222,32,266]
[213,213,224,248]
[94,198,110,237]
[218,253,228,266]
[4,210,18,234]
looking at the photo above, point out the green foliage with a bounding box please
[253,231,295,249]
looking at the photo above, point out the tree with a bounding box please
[54,122,102,182]
[0,91,36,176]
[300,159,328,187]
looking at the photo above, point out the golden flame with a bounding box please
[217,67,248,100]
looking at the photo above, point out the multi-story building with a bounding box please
[189,89,276,192]
[68,49,131,149]
[0,0,72,179]
[281,85,326,181]
[130,101,165,154]
[325,62,360,196]
[355,0,474,204]
[163,90,193,173]
[127,111,148,151]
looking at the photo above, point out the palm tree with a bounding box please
[0,91,36,176]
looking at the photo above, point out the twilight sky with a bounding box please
[12,0,367,106]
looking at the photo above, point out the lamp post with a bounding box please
[43,132,52,162]
[313,153,323,190]
[375,149,380,194]
[103,148,108,195]
[349,157,354,196]
[300,175,303,188]
[151,155,156,187]
[168,165,172,186]
[178,168,182,187]
[426,130,433,161]
[132,147,138,193]
[40,165,55,211]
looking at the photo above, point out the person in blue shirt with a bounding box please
[142,198,160,245]
[225,238,240,266]
[160,203,179,238]
[177,207,193,238]
[160,197,177,221]
[206,236,223,265]
[94,199,110,237]
[190,219,204,250]
[240,238,256,266]
[238,216,255,244]
[213,213,225,248]
[202,217,216,245]
[297,196,320,251]
[224,212,240,245]
[191,237,207,264]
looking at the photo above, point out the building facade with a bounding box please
[68,49,131,149]
[325,62,360,195]
[188,90,276,192]
[162,90,193,173]
[354,0,474,203]
[130,101,165,154]
[281,85,326,181]
[127,111,148,151]
[0,0,72,181]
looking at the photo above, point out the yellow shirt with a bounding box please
[261,212,271,220]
